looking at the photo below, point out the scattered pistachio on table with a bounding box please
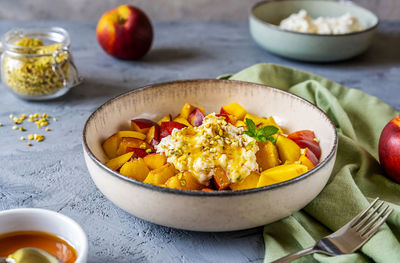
[3,112,57,146]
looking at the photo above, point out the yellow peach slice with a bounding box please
[105,152,133,170]
[143,153,167,170]
[157,114,172,126]
[173,116,193,127]
[120,158,149,181]
[276,135,301,163]
[180,103,196,120]
[230,171,260,190]
[256,141,281,171]
[257,164,308,187]
[144,163,177,185]
[221,102,247,120]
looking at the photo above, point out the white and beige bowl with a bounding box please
[0,208,88,262]
[82,79,338,232]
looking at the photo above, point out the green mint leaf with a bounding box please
[243,130,253,137]
[258,125,279,137]
[245,118,257,133]
[244,118,279,143]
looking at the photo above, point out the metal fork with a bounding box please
[271,197,393,263]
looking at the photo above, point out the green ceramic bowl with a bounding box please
[249,0,379,62]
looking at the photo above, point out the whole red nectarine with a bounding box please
[96,5,153,60]
[379,115,400,183]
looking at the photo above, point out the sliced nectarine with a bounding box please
[157,114,172,126]
[298,154,315,170]
[188,108,205,127]
[143,163,177,185]
[180,103,196,119]
[257,164,308,187]
[165,171,203,190]
[165,176,183,189]
[143,153,167,170]
[160,121,186,138]
[125,147,149,158]
[198,106,205,115]
[146,125,160,145]
[102,131,148,158]
[120,158,150,181]
[230,171,260,190]
[180,171,203,190]
[131,118,157,134]
[116,137,153,156]
[288,130,321,159]
[102,133,121,158]
[221,103,246,120]
[105,152,134,170]
[173,116,192,127]
[276,135,301,163]
[256,140,281,171]
[213,167,230,190]
[117,131,146,140]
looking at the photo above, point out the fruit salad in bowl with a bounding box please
[82,79,337,231]
[102,102,322,191]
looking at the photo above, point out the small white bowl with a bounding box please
[0,208,88,263]
[82,79,338,231]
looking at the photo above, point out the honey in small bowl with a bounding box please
[0,230,77,263]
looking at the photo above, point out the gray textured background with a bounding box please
[1,19,399,262]
[0,0,399,21]
[1,0,399,262]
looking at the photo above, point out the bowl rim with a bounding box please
[82,79,338,197]
[0,208,88,261]
[250,0,379,37]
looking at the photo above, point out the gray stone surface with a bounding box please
[0,20,399,263]
[0,0,399,21]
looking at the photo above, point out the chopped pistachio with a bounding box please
[27,142,32,146]
[12,125,18,130]
[19,126,26,131]
[28,134,34,140]
[139,143,147,149]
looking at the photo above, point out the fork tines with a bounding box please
[351,198,393,239]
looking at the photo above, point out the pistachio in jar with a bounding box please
[0,27,82,100]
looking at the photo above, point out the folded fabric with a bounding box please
[220,64,400,263]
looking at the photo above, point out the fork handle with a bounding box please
[270,247,316,263]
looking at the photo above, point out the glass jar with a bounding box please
[0,27,82,100]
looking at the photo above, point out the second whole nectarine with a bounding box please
[379,115,400,183]
[96,5,153,60]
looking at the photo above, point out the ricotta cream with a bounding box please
[155,113,259,185]
[279,9,364,34]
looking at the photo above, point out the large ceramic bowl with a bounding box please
[0,208,88,263]
[250,0,379,62]
[82,79,338,231]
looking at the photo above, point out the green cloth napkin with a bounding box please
[220,64,400,263]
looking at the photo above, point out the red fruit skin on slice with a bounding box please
[126,147,148,158]
[305,148,319,166]
[288,130,321,159]
[160,121,186,138]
